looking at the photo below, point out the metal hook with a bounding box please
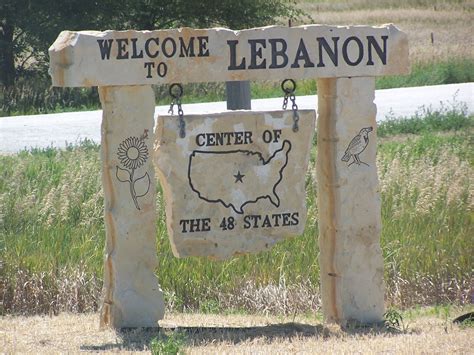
[168,83,186,138]
[169,83,184,99]
[281,79,299,132]
[281,79,297,95]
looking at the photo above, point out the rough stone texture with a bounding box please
[49,25,409,87]
[99,85,165,328]
[154,110,315,259]
[316,77,384,325]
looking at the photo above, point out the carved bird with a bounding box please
[341,126,373,166]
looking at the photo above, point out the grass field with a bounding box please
[2,306,473,353]
[1,103,472,316]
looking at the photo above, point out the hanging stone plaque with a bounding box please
[154,110,315,259]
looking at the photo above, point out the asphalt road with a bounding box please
[1,83,472,154]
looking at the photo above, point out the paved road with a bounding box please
[1,83,472,154]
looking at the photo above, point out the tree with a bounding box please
[110,0,299,30]
[0,0,117,87]
[0,0,300,87]
[0,0,34,87]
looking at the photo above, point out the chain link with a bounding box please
[169,83,186,138]
[168,101,175,115]
[281,79,299,132]
[177,102,185,138]
[290,94,299,132]
[282,95,289,110]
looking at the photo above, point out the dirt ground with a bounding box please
[2,310,473,354]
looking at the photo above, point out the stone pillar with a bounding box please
[316,77,384,325]
[99,85,165,328]
[226,81,251,110]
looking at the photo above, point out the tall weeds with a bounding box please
[378,134,473,307]
[378,95,473,136]
[0,75,101,117]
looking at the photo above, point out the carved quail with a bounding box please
[341,127,373,166]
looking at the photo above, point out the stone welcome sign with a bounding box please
[155,110,315,259]
[48,24,409,328]
[49,24,408,86]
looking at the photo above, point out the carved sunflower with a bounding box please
[117,136,149,170]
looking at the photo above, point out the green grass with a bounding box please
[378,95,473,137]
[150,332,185,355]
[1,110,473,315]
[0,143,104,279]
[378,132,473,306]
[376,59,474,90]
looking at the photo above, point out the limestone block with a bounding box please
[99,85,164,328]
[154,110,315,259]
[49,25,409,87]
[317,77,384,325]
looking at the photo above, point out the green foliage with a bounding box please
[200,299,221,314]
[458,317,474,328]
[384,308,409,333]
[378,96,473,137]
[0,141,104,275]
[376,59,474,90]
[251,79,318,100]
[110,0,301,30]
[0,0,300,87]
[150,332,185,355]
[0,0,117,86]
[0,75,101,116]
[378,131,473,307]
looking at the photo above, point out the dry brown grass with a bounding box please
[2,268,102,316]
[298,2,474,64]
[1,310,473,353]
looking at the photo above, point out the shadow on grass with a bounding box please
[80,322,403,352]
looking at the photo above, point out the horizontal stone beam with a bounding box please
[49,25,409,87]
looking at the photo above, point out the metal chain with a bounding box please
[290,94,299,132]
[282,95,289,110]
[177,101,185,138]
[168,100,175,115]
[281,79,299,132]
[169,83,186,138]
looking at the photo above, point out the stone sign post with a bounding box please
[98,86,165,327]
[49,24,409,328]
[317,77,384,324]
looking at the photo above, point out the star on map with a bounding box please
[234,171,245,183]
